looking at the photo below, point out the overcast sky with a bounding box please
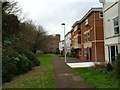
[16,0,102,40]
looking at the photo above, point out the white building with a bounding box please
[65,31,71,54]
[59,40,64,54]
[100,0,120,63]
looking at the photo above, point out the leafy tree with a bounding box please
[2,1,40,83]
[56,48,60,54]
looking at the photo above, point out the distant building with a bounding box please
[100,0,120,63]
[46,34,60,53]
[59,40,64,54]
[65,31,71,54]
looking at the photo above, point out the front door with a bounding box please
[111,46,115,62]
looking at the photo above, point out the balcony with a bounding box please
[84,42,92,48]
[73,44,81,49]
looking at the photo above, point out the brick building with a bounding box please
[71,8,105,62]
[46,34,60,53]
[71,21,81,58]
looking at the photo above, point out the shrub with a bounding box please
[2,49,18,82]
[14,47,40,67]
[16,54,31,74]
[106,63,113,71]
[56,48,60,54]
[2,1,41,83]
[116,53,120,79]
[24,51,40,66]
[2,56,17,82]
[92,63,106,72]
[2,43,40,83]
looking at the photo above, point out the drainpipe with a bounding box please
[81,24,82,59]
[94,11,97,62]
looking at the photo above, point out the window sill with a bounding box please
[105,34,120,39]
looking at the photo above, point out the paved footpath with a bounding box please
[52,55,95,89]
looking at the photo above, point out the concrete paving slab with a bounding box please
[67,62,94,68]
[67,62,103,68]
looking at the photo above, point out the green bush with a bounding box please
[16,54,31,74]
[56,48,60,54]
[2,49,40,83]
[2,1,40,83]
[14,47,40,67]
[2,41,40,83]
[2,56,17,82]
[2,49,18,82]
[25,52,40,66]
[106,63,113,71]
[116,53,120,79]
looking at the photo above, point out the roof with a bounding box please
[70,29,74,33]
[71,7,103,28]
[79,7,103,23]
[72,21,80,28]
[65,31,71,37]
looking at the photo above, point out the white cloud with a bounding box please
[17,0,102,40]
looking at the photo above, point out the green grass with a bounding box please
[3,54,55,88]
[74,68,119,88]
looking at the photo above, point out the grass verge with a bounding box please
[74,68,119,88]
[3,54,54,88]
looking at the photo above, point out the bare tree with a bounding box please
[2,0,22,15]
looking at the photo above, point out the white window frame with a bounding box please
[84,48,87,57]
[88,32,90,41]
[113,16,119,34]
[85,18,88,25]
[84,34,87,42]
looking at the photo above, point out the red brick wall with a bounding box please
[80,11,105,62]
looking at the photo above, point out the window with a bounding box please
[86,25,89,30]
[84,34,87,42]
[108,46,110,62]
[77,28,81,34]
[85,18,88,25]
[113,16,119,34]
[74,37,78,45]
[84,48,87,57]
[88,32,90,41]
[99,11,103,18]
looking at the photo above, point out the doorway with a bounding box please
[111,46,115,62]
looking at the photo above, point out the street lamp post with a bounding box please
[61,23,66,63]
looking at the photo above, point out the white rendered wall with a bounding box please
[65,33,71,53]
[103,1,119,62]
